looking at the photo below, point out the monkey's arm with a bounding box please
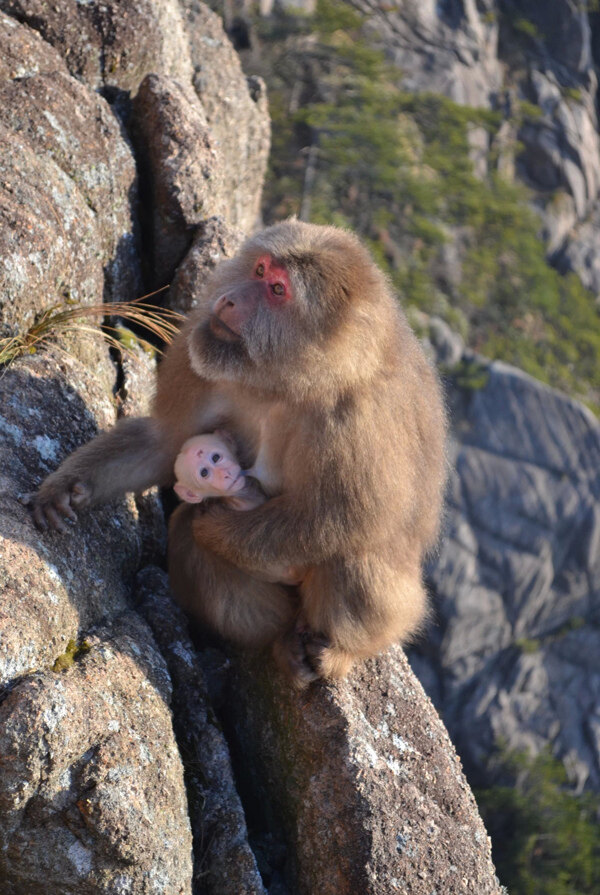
[192,485,361,572]
[32,417,175,530]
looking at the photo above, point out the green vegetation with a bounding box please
[476,749,600,895]
[445,357,490,391]
[52,638,91,673]
[512,17,539,39]
[253,0,600,408]
[514,637,541,654]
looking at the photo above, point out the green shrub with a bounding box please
[476,749,600,895]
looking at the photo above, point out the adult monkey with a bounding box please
[33,220,447,686]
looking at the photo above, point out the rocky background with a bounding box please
[0,1,506,894]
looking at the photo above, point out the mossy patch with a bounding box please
[52,638,91,673]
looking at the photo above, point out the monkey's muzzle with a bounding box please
[209,313,242,342]
[210,282,265,342]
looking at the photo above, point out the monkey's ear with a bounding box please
[174,483,204,504]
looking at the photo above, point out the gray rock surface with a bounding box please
[0,8,66,79]
[496,1,600,274]
[183,0,271,233]
[0,68,141,305]
[219,646,503,895]
[354,0,501,108]
[0,0,193,92]
[0,611,193,894]
[0,12,140,337]
[555,199,600,299]
[518,67,600,221]
[133,74,228,286]
[0,348,150,685]
[169,216,244,314]
[411,344,600,791]
[0,123,102,337]
[137,567,266,895]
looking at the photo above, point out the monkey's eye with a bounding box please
[271,282,285,296]
[200,468,209,478]
[255,263,265,277]
[211,453,221,463]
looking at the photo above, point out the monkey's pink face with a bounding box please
[192,446,245,495]
[209,254,292,343]
[175,438,245,500]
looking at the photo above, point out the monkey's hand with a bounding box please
[29,418,176,532]
[30,476,92,532]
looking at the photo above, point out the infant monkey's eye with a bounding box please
[211,453,221,463]
[255,263,265,277]
[200,468,209,478]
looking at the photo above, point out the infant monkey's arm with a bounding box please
[174,432,302,584]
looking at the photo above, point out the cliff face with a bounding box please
[353,0,600,297]
[0,2,502,894]
[417,321,600,794]
[0,4,266,891]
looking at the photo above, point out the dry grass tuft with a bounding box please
[0,292,184,367]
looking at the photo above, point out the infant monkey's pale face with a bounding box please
[174,434,246,502]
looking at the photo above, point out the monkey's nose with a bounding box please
[213,294,235,313]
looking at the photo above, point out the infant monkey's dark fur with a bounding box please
[33,220,447,686]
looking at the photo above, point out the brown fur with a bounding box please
[32,220,447,686]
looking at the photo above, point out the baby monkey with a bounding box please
[174,430,263,510]
[174,431,302,586]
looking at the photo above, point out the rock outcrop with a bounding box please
[356,0,502,109]
[137,567,267,895]
[133,73,228,286]
[413,323,600,793]
[0,0,194,92]
[0,612,193,895]
[0,12,140,337]
[0,1,268,890]
[219,645,502,895]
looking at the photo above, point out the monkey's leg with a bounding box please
[291,557,428,683]
[169,504,296,647]
[33,417,173,530]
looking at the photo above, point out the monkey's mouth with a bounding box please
[209,314,242,343]
[227,472,246,492]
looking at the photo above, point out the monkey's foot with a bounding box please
[272,628,323,688]
[305,638,354,679]
[272,627,353,687]
[31,480,92,532]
